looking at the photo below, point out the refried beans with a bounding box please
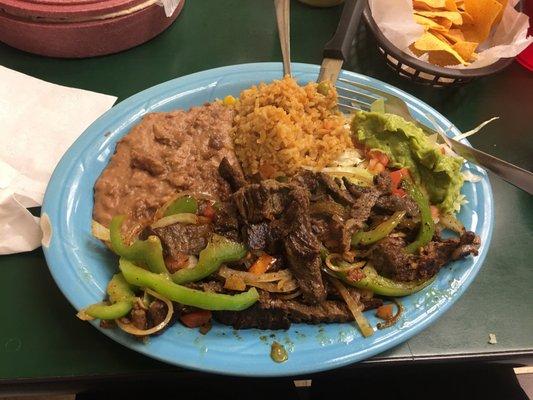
[93,102,241,233]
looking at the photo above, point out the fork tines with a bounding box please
[335,78,383,113]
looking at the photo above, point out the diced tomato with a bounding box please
[180,310,212,328]
[389,168,410,197]
[376,304,393,320]
[201,203,216,220]
[390,167,409,187]
[368,150,389,167]
[248,254,276,275]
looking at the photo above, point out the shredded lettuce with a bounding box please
[454,117,499,141]
[462,171,482,183]
[331,148,364,167]
[370,98,386,114]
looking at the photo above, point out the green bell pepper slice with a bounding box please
[403,180,435,253]
[78,273,135,320]
[109,215,168,274]
[352,210,406,246]
[164,195,198,216]
[119,258,259,311]
[335,265,434,297]
[107,272,136,303]
[171,234,247,284]
[81,301,133,320]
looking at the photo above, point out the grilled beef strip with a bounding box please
[215,303,291,330]
[374,194,420,217]
[232,180,293,223]
[283,200,326,304]
[141,223,212,259]
[214,290,382,330]
[291,169,320,193]
[341,177,381,228]
[374,171,393,194]
[218,157,247,191]
[212,201,241,242]
[230,179,327,304]
[369,231,481,282]
[317,172,354,206]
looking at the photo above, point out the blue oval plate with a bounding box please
[41,63,493,377]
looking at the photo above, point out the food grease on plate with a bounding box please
[270,341,289,363]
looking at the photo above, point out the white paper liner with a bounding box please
[369,0,533,68]
[158,0,183,17]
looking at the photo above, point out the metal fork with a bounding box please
[335,78,533,195]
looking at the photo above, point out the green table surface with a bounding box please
[0,0,532,382]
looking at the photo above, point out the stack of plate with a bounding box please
[0,0,185,58]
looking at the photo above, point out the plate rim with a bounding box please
[41,62,494,377]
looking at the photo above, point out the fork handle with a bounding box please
[274,0,291,77]
[323,0,364,61]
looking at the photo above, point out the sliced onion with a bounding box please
[91,220,110,241]
[329,277,374,337]
[224,275,247,291]
[219,266,293,283]
[151,213,209,229]
[115,289,173,336]
[135,297,148,310]
[277,290,302,300]
[321,166,374,185]
[325,253,366,272]
[439,213,465,234]
[218,266,298,293]
[462,171,482,183]
[331,148,364,167]
[251,280,299,293]
[377,298,404,330]
[454,117,499,141]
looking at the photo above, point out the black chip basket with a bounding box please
[362,0,521,87]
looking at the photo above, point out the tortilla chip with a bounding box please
[413,2,432,11]
[413,32,469,65]
[430,30,453,45]
[414,14,451,31]
[434,17,453,30]
[441,28,466,43]
[459,10,474,25]
[409,43,427,57]
[444,0,458,11]
[461,0,502,43]
[453,41,478,62]
[413,0,446,9]
[415,10,463,25]
[428,50,462,66]
[427,42,477,65]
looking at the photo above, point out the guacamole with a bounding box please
[351,111,464,214]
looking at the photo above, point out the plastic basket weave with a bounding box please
[362,0,520,87]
